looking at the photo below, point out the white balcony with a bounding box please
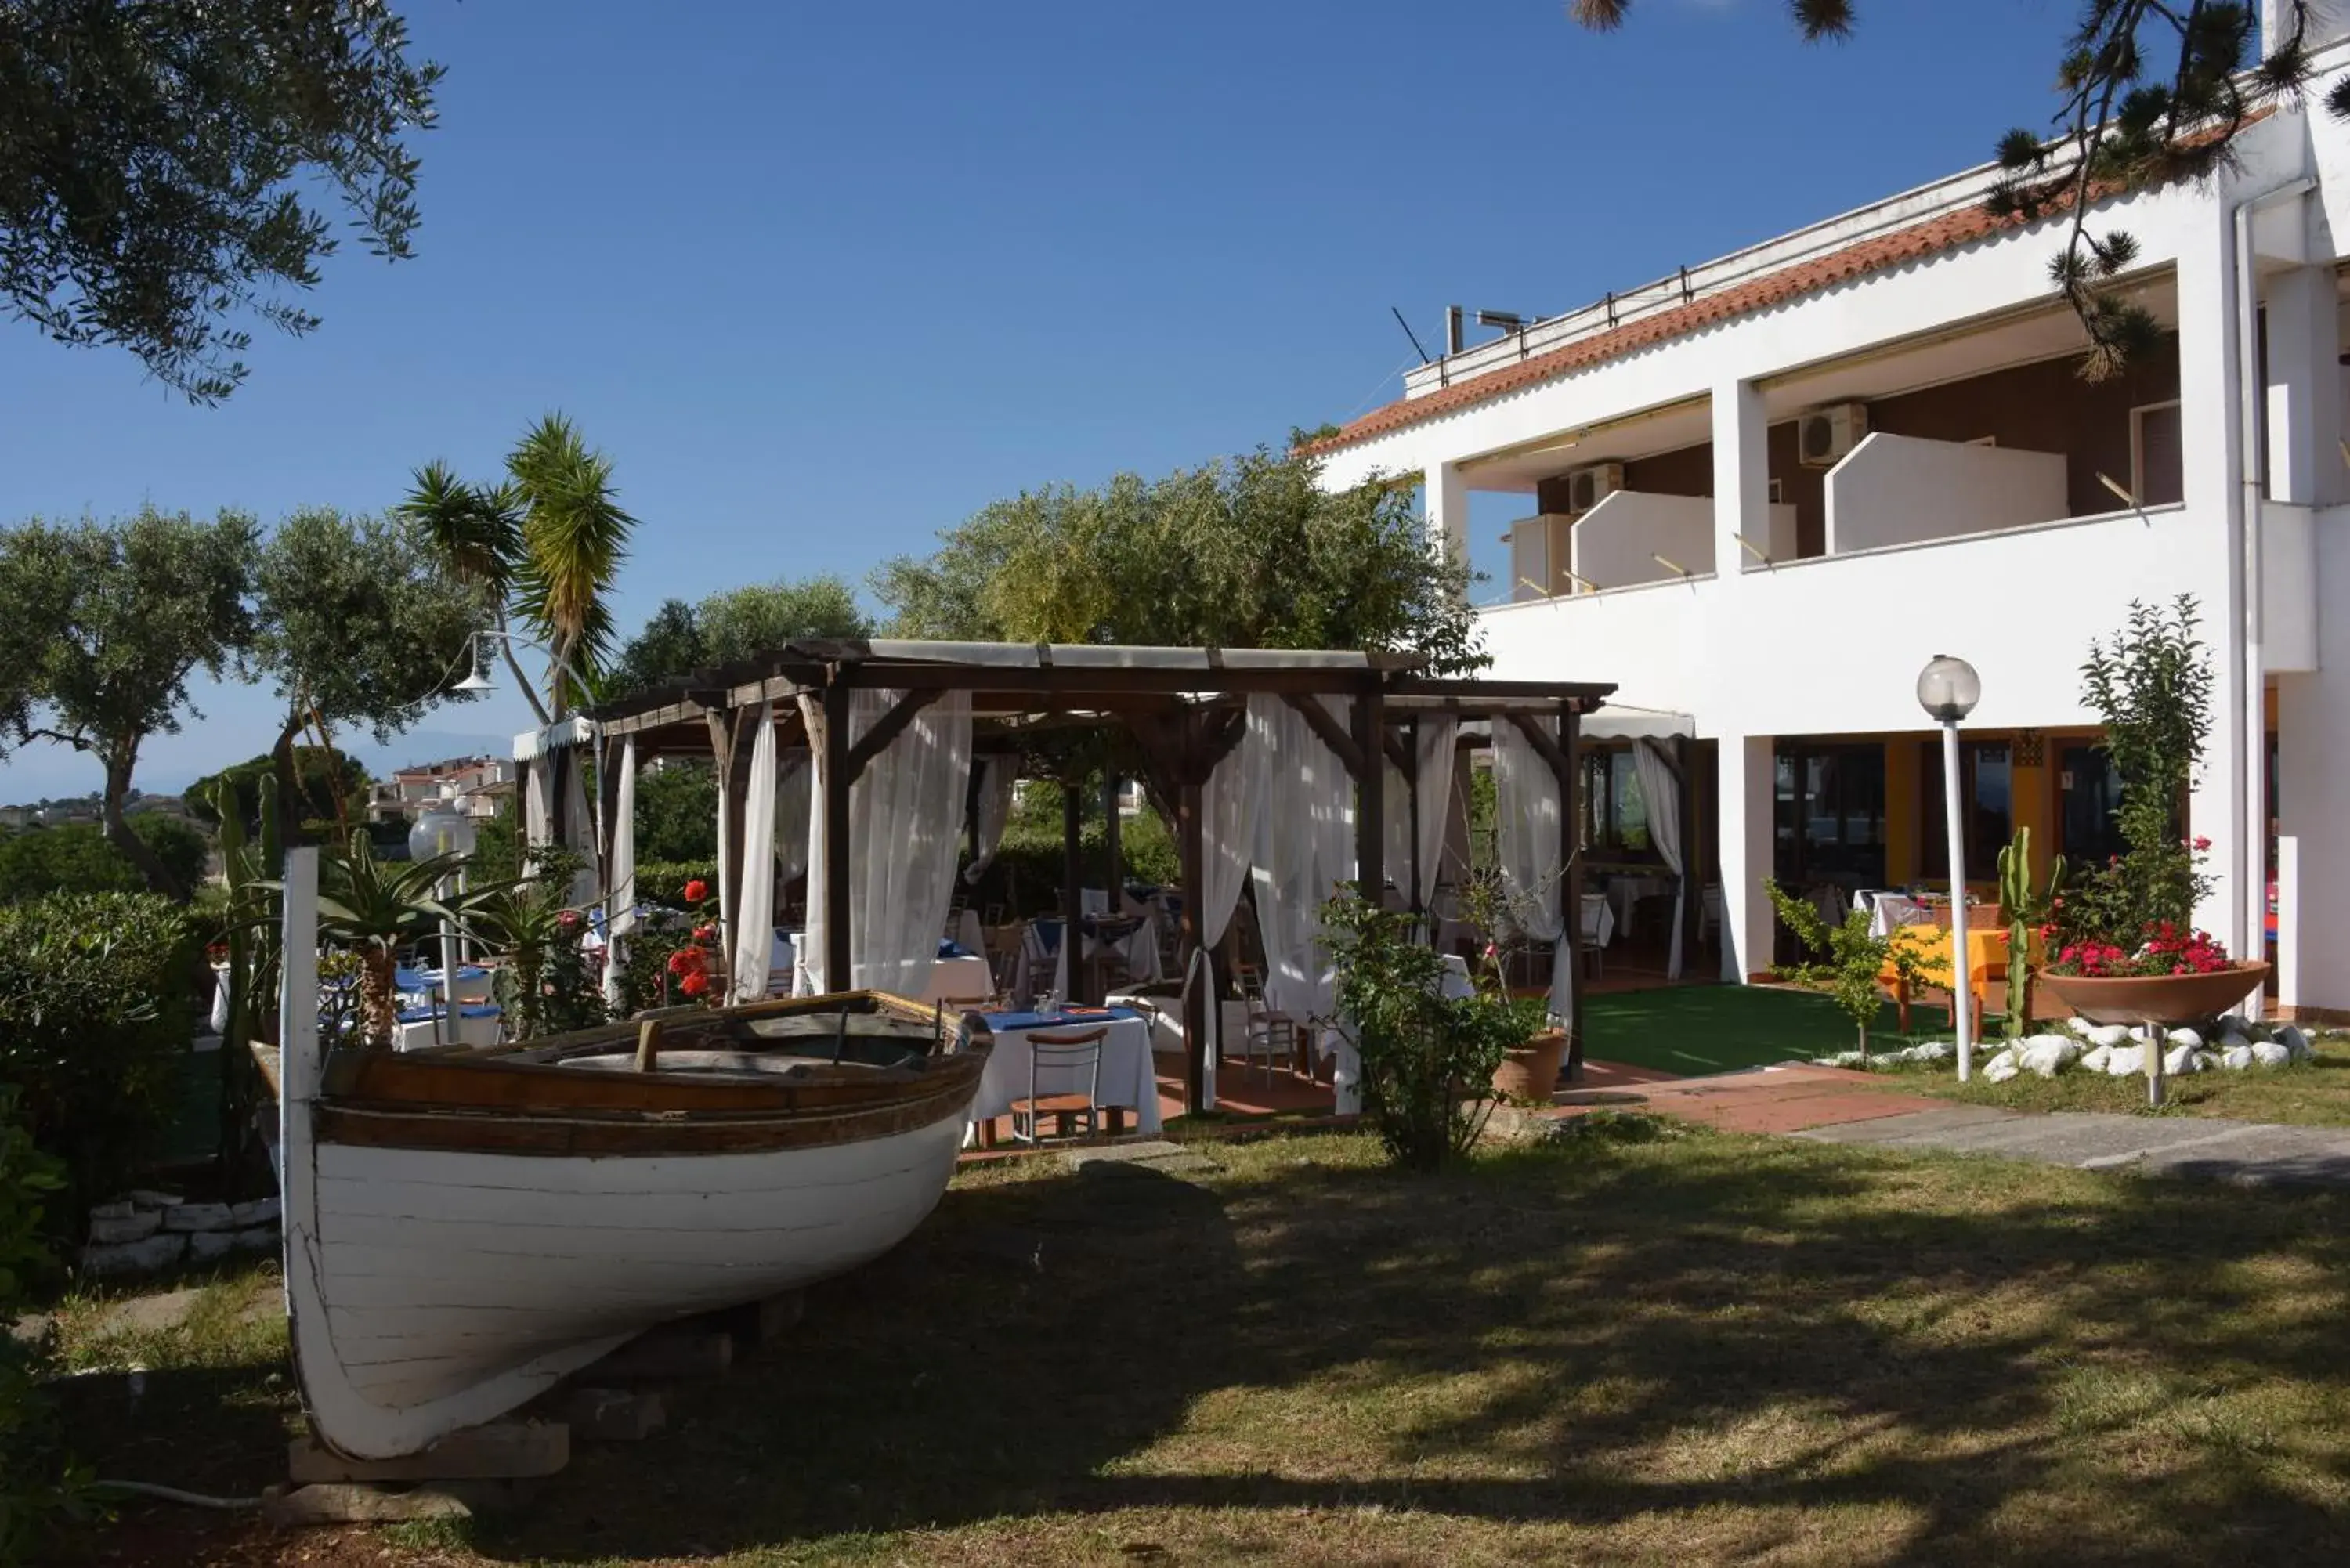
[1481,500,2231,737]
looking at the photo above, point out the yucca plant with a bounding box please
[468,854,604,1041]
[398,414,637,721]
[281,833,485,1050]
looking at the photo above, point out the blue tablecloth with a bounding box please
[941,938,974,959]
[396,963,489,992]
[979,1006,1141,1033]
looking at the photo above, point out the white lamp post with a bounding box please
[409,808,478,1031]
[1917,655,1983,1081]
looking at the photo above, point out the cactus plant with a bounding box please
[1996,825,2065,1040]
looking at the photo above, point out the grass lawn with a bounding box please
[54,1126,2350,1566]
[1583,983,1940,1075]
[1871,1031,2350,1127]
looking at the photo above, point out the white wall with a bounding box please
[1571,492,1714,588]
[1824,433,2070,554]
[2264,500,2318,674]
[2276,501,2350,1013]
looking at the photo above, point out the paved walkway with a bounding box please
[1556,1063,2350,1189]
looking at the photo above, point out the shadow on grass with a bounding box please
[462,1136,2350,1566]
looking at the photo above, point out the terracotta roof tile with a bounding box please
[1296,129,2241,459]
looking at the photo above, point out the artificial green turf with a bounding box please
[1582,983,1951,1075]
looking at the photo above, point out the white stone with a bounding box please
[2084,1023,2131,1048]
[227,1196,280,1228]
[87,1210,161,1245]
[2163,1044,2201,1075]
[125,1190,183,1211]
[2167,1028,2204,1049]
[88,1200,135,1222]
[1908,1039,1954,1064]
[2276,1025,2313,1063]
[2105,1045,2146,1076]
[2019,1038,2080,1078]
[161,1202,233,1234]
[1982,1054,2023,1084]
[2251,1041,2294,1068]
[2081,1045,2113,1073]
[2219,1045,2256,1070]
[81,1233,186,1277]
[187,1228,240,1263]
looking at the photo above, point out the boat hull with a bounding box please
[288,1100,969,1459]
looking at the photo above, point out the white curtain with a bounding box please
[1413,717,1459,911]
[775,750,812,887]
[602,737,638,1010]
[730,707,779,1002]
[1635,739,1687,981]
[522,757,553,876]
[562,749,595,906]
[1494,717,1571,1026]
[804,689,974,998]
[1182,702,1270,1111]
[1381,760,1411,907]
[962,757,1016,884]
[1252,694,1352,1030]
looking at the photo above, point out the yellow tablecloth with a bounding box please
[1879,923,2032,990]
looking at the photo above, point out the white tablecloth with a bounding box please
[950,908,985,957]
[1856,891,1930,939]
[782,930,993,1006]
[970,1012,1161,1134]
[1604,876,1667,932]
[1582,893,1616,948]
[1440,952,1476,999]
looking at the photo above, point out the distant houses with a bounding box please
[366,755,515,827]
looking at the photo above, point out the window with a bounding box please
[2058,744,2126,867]
[2131,400,2184,507]
[1772,743,1886,887]
[1582,750,1652,855]
[1921,741,2013,881]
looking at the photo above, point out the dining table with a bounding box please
[966,1005,1161,1143]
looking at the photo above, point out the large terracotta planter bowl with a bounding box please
[1493,1030,1567,1101]
[2037,962,2271,1026]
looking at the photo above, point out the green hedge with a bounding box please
[0,818,208,905]
[0,894,200,1229]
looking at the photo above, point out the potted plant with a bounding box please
[2036,598,2268,1100]
[1454,866,1570,1100]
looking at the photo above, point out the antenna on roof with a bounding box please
[1390,306,1431,365]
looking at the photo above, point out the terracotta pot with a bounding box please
[2036,962,2271,1027]
[1492,1030,1567,1101]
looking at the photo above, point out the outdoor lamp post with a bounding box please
[1917,654,1983,1081]
[410,808,479,1027]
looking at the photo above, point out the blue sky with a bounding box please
[0,0,2081,799]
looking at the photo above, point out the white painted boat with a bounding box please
[266,849,987,1460]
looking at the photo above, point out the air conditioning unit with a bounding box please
[1796,403,1868,468]
[1564,462,1625,514]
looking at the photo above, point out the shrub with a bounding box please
[1322,893,1517,1170]
[0,817,208,905]
[0,894,199,1225]
[0,1088,94,1561]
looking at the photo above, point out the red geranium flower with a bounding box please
[680,970,709,997]
[683,879,708,904]
[667,948,699,977]
[2193,836,2212,852]
[692,925,716,945]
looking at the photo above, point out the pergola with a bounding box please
[543,640,1616,1111]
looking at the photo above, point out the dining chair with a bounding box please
[1232,964,1297,1086]
[1008,1027,1108,1144]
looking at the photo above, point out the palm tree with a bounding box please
[398,414,637,721]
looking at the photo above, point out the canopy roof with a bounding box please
[584,637,1618,760]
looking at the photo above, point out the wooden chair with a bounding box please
[1232,964,1297,1085]
[1008,1028,1107,1144]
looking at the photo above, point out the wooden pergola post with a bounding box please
[1061,777,1086,1005]
[1177,716,1208,1112]
[1102,773,1123,909]
[1353,680,1386,901]
[822,681,851,992]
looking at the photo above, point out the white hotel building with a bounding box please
[1306,7,2350,1017]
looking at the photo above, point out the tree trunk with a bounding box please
[101,739,187,900]
[270,717,314,848]
[359,948,400,1050]
[497,609,552,726]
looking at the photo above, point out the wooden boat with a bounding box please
[266,855,988,1460]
